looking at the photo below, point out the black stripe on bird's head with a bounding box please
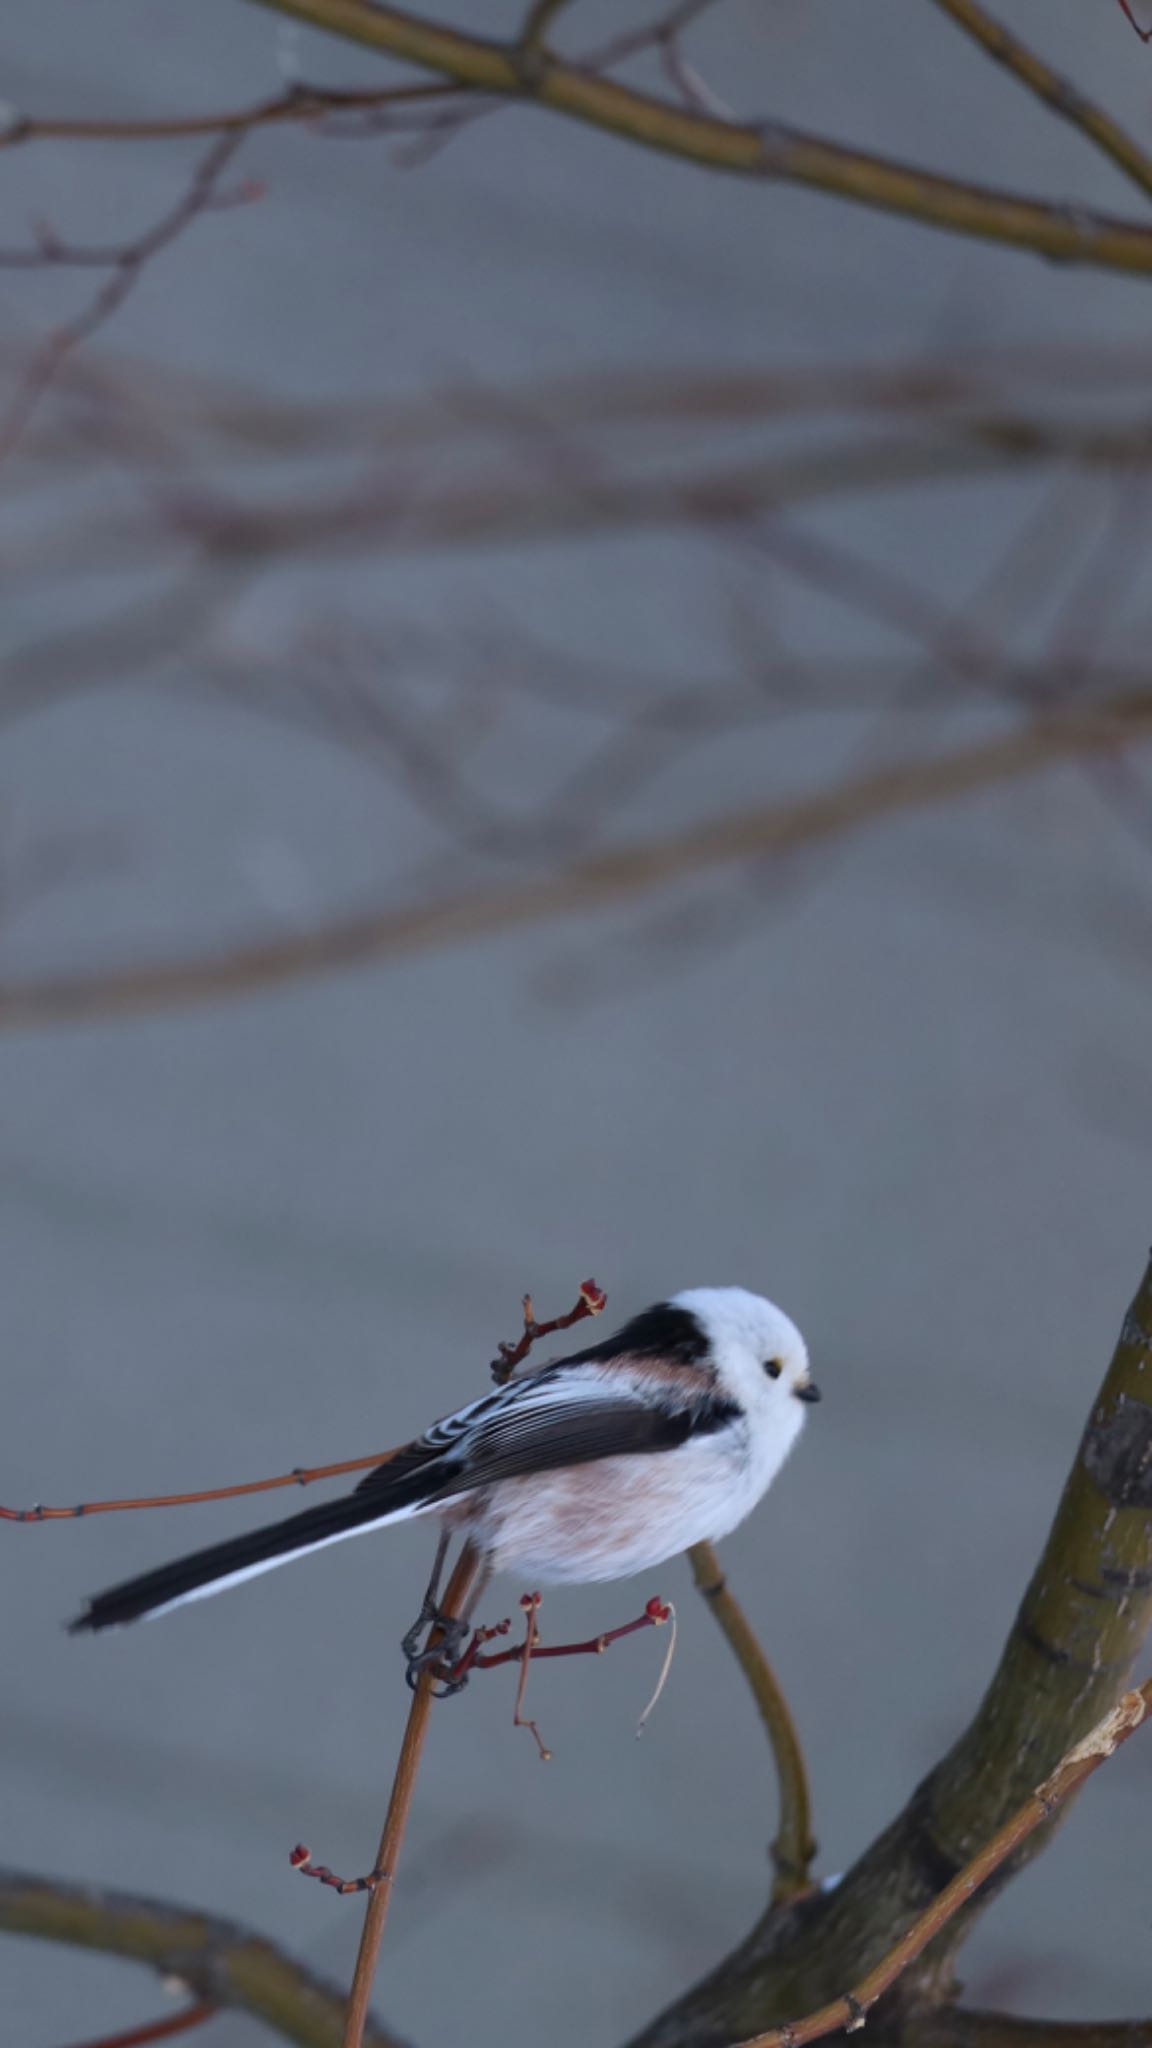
[558,1300,710,1370]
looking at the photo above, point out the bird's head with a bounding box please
[671,1285,819,1424]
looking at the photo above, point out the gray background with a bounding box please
[3,4,1152,2044]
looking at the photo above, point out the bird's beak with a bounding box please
[796,1380,822,1403]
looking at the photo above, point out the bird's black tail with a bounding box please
[70,1455,456,1632]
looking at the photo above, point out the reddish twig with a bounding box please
[58,2002,217,2048]
[490,1276,607,1383]
[451,1591,673,1680]
[293,1589,675,1884]
[0,1445,405,1521]
[0,132,251,465]
[1117,0,1152,39]
[735,1682,1152,2048]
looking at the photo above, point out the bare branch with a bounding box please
[60,2002,217,2048]
[236,0,1152,276]
[689,1542,815,1903]
[338,1543,482,2048]
[0,134,248,465]
[0,1869,403,2048]
[731,1686,1152,2048]
[931,0,1152,201]
[2,680,1150,1031]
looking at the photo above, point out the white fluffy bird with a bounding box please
[71,1288,819,1662]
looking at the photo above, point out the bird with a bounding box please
[69,1287,820,1674]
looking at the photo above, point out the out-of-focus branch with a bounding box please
[0,1870,404,2048]
[13,341,1152,471]
[2,681,1151,1031]
[632,1252,1152,2048]
[931,0,1152,201]
[0,133,249,464]
[237,0,1152,275]
[11,414,1150,583]
[689,1542,815,1903]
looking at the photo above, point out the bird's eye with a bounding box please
[763,1358,783,1380]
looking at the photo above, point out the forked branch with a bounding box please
[733,1685,1152,2048]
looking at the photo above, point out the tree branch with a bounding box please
[2,683,1151,1031]
[338,1542,481,2048]
[0,1870,405,2048]
[632,1250,1152,2048]
[689,1542,815,1903]
[235,0,1152,276]
[729,1685,1152,2048]
[930,0,1152,202]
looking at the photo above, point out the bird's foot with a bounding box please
[401,1610,470,1696]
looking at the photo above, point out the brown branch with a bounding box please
[0,81,474,149]
[0,1443,405,1521]
[689,1542,815,1904]
[2,681,1151,1031]
[339,1541,482,2048]
[237,0,1152,276]
[731,1686,1152,2048]
[0,1869,403,2048]
[17,341,1151,469]
[60,2002,218,2048]
[17,414,1151,581]
[931,0,1152,201]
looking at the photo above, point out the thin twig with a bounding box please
[60,2002,218,2048]
[490,1277,607,1383]
[340,1542,482,2048]
[0,1445,406,1521]
[517,0,572,70]
[0,133,247,466]
[735,1684,1152,2048]
[689,1541,815,1900]
[1116,0,1152,43]
[931,0,1152,201]
[0,82,474,150]
[294,1589,675,1881]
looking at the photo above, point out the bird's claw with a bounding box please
[401,1610,470,1695]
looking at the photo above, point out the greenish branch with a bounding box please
[931,0,1152,203]
[237,0,1152,277]
[0,1869,405,2048]
[689,1541,816,1902]
[631,1251,1152,2048]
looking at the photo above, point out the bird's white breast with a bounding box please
[461,1412,794,1584]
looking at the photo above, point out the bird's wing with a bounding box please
[355,1363,738,1503]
